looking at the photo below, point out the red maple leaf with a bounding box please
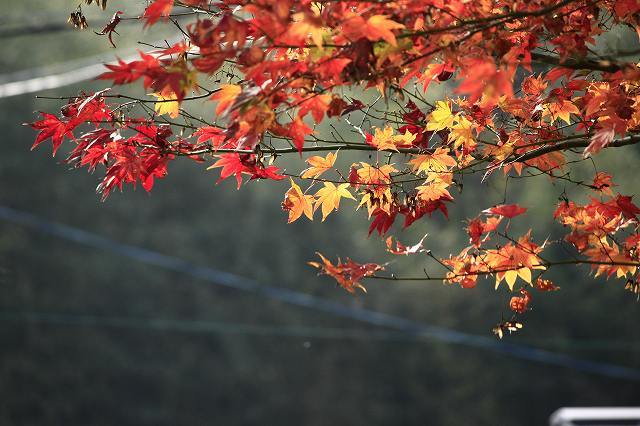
[143,0,174,27]
[287,118,313,155]
[486,204,527,218]
[29,113,73,155]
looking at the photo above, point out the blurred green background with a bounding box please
[0,1,638,425]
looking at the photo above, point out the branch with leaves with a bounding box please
[27,0,640,336]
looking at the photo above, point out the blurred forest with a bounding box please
[0,1,638,425]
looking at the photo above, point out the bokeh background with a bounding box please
[0,1,639,425]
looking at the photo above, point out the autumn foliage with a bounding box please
[29,0,640,336]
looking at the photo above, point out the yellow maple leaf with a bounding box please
[368,127,416,151]
[282,179,314,223]
[151,90,180,118]
[497,267,532,291]
[369,126,397,151]
[408,147,457,179]
[301,152,337,179]
[426,100,455,131]
[448,115,476,150]
[393,129,416,146]
[314,182,356,221]
[355,162,398,185]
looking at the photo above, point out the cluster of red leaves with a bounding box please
[30,92,190,199]
[208,153,285,189]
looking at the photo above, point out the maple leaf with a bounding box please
[583,238,636,279]
[487,232,546,290]
[426,101,455,132]
[448,116,476,151]
[314,182,356,221]
[211,84,242,116]
[248,165,286,183]
[152,90,180,118]
[301,152,337,179]
[416,180,452,202]
[143,0,173,27]
[207,153,248,189]
[614,195,640,219]
[95,11,123,48]
[467,216,502,247]
[543,99,580,125]
[385,234,428,255]
[308,253,383,294]
[408,147,456,177]
[366,126,393,151]
[316,59,352,81]
[364,15,405,46]
[392,130,417,147]
[509,289,531,314]
[285,12,325,49]
[298,94,331,123]
[584,128,615,157]
[366,126,413,151]
[193,126,226,148]
[208,154,284,188]
[282,179,314,223]
[591,172,615,196]
[97,51,192,100]
[29,112,73,156]
[288,118,313,154]
[486,204,527,218]
[456,58,512,103]
[369,208,398,236]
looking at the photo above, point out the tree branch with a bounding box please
[530,52,624,73]
[513,133,640,163]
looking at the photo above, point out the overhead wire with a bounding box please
[0,205,639,381]
[2,310,640,352]
[0,36,183,98]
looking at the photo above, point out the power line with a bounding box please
[1,204,639,381]
[0,62,117,99]
[0,37,182,98]
[2,310,640,352]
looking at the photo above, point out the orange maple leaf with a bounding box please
[408,147,457,178]
[341,14,404,46]
[301,152,337,179]
[416,179,452,202]
[485,232,546,290]
[285,12,325,49]
[364,15,405,46]
[367,126,415,151]
[543,99,580,125]
[308,253,383,293]
[211,84,241,115]
[282,179,314,223]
